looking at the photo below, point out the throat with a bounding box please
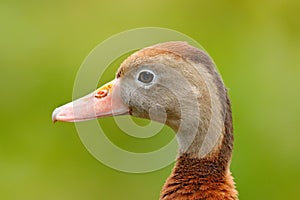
[161,89,237,199]
[160,154,238,200]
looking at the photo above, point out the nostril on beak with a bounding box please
[95,89,109,98]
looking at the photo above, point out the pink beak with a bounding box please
[52,79,129,122]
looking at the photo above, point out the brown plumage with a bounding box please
[52,41,238,200]
[161,155,237,200]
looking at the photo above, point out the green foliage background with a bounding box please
[1,0,300,199]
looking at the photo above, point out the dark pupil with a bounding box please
[138,71,154,83]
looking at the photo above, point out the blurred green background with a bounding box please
[1,0,300,199]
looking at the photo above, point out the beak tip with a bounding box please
[52,107,60,123]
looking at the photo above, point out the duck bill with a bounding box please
[52,79,129,122]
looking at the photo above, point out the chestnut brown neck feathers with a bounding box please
[160,155,237,200]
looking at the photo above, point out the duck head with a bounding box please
[52,41,230,158]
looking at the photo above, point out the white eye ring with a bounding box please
[136,69,156,87]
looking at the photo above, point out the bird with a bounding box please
[52,41,238,200]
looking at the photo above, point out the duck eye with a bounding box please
[138,70,154,84]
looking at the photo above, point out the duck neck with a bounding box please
[160,96,238,200]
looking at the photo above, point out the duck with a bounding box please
[52,41,238,200]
